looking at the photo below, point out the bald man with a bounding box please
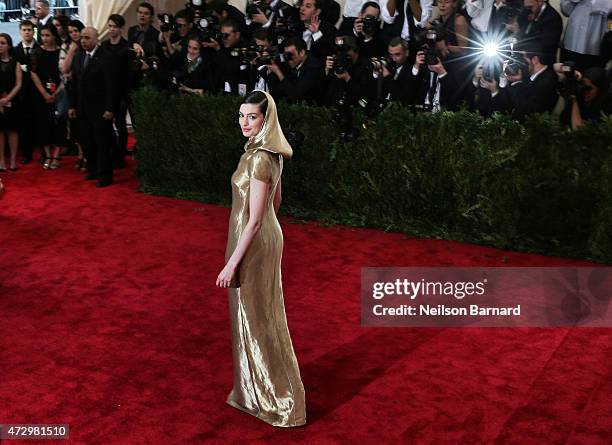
[68,27,118,188]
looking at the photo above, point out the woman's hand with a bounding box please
[216,263,237,288]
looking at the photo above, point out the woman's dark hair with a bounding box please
[68,19,85,32]
[0,33,14,57]
[583,67,610,99]
[40,23,60,47]
[108,14,126,28]
[243,90,268,115]
[53,14,70,39]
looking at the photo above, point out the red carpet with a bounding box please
[0,151,610,444]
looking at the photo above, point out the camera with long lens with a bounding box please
[368,56,392,73]
[361,15,379,36]
[233,44,263,64]
[158,13,176,33]
[255,45,290,67]
[331,36,353,75]
[197,15,222,42]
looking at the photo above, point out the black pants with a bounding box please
[79,113,115,182]
[560,48,605,71]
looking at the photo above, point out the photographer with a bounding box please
[161,9,199,58]
[473,58,528,117]
[481,43,559,118]
[170,38,215,95]
[324,35,374,106]
[268,36,324,103]
[244,0,298,37]
[559,66,612,129]
[352,1,385,58]
[295,0,337,61]
[380,37,419,105]
[412,31,466,111]
[508,0,563,66]
[250,27,274,91]
[211,19,250,95]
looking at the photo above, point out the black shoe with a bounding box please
[85,173,98,181]
[20,157,31,164]
[96,180,112,188]
[9,167,18,172]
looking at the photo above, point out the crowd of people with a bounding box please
[131,0,612,128]
[0,0,611,183]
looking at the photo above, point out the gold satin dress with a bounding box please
[224,147,306,427]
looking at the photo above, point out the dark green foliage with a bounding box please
[133,89,612,263]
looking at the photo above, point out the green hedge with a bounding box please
[133,88,612,263]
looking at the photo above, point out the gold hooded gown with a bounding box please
[224,91,306,427]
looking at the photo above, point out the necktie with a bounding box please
[84,53,91,69]
[25,47,30,56]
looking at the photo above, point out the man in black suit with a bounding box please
[513,0,563,66]
[294,0,337,61]
[32,0,53,43]
[381,37,419,106]
[14,19,39,164]
[68,27,117,188]
[127,2,162,59]
[268,36,325,104]
[484,43,560,118]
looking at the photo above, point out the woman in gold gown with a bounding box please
[216,90,306,427]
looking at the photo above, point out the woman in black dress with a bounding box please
[31,24,63,169]
[0,33,23,172]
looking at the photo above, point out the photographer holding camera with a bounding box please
[352,1,385,58]
[480,42,559,118]
[211,19,251,95]
[380,37,419,105]
[267,36,325,103]
[558,66,612,129]
[245,0,299,36]
[161,9,200,58]
[507,0,563,66]
[473,57,528,117]
[411,30,465,112]
[324,35,374,106]
[169,38,215,95]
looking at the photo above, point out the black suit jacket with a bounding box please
[493,68,558,118]
[269,54,325,104]
[383,63,419,106]
[294,20,337,62]
[14,42,40,102]
[517,3,563,65]
[68,47,117,119]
